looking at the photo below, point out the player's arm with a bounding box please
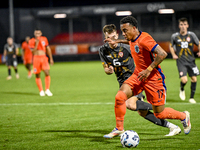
[196,41,200,57]
[21,48,24,60]
[32,39,39,53]
[3,49,7,62]
[46,46,54,65]
[138,45,167,81]
[104,38,129,45]
[169,44,178,59]
[103,63,114,75]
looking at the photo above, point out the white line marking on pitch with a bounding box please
[0,102,199,106]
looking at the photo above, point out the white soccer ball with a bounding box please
[120,130,140,148]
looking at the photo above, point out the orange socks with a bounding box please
[154,107,186,121]
[45,76,51,90]
[35,78,43,92]
[115,91,127,130]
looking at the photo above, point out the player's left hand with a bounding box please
[138,69,151,81]
[197,52,200,57]
[50,59,54,65]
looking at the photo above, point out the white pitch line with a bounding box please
[0,102,114,106]
[0,102,199,106]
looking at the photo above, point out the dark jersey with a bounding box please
[171,31,199,65]
[4,43,18,59]
[99,43,135,85]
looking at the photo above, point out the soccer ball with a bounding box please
[120,130,140,148]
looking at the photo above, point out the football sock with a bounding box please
[154,107,186,121]
[14,68,18,73]
[115,91,127,131]
[136,100,152,111]
[45,76,51,90]
[144,111,167,127]
[28,71,32,76]
[180,81,186,91]
[35,78,43,92]
[8,68,11,76]
[166,122,177,129]
[190,82,196,98]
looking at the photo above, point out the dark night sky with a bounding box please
[1,0,189,8]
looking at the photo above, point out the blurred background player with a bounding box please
[3,37,19,80]
[99,24,181,138]
[29,28,54,96]
[170,17,200,103]
[21,36,33,78]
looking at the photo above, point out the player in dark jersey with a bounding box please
[3,37,19,80]
[100,24,181,138]
[170,18,200,103]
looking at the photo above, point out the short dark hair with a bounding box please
[178,17,188,23]
[120,16,138,28]
[103,24,117,34]
[34,27,41,31]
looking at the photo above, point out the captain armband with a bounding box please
[147,66,153,72]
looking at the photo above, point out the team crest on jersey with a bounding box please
[119,52,123,57]
[42,41,45,46]
[135,45,139,53]
[186,37,191,42]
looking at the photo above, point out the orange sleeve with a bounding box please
[21,42,25,50]
[29,38,35,49]
[140,34,158,52]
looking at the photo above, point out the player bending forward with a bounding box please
[104,16,191,137]
[99,24,182,138]
[29,28,54,96]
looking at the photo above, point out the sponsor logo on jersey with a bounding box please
[177,39,181,42]
[186,37,191,42]
[119,52,123,57]
[135,45,139,53]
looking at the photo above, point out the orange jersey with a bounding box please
[29,36,49,53]
[22,41,32,58]
[129,31,166,89]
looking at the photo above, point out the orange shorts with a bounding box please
[33,55,50,74]
[24,57,32,65]
[124,72,166,106]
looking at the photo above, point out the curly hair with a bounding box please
[103,24,117,34]
[120,16,138,28]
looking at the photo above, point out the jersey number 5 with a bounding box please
[113,59,121,66]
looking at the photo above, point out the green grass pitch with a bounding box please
[0,58,200,150]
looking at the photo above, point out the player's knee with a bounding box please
[137,110,148,117]
[154,110,166,119]
[126,98,137,111]
[115,91,127,106]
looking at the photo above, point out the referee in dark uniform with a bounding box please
[3,37,19,80]
[170,17,200,103]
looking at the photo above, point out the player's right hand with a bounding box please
[105,66,114,75]
[104,38,116,45]
[172,55,178,59]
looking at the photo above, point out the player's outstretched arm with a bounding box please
[104,38,129,45]
[138,45,167,81]
[46,46,54,65]
[3,49,7,62]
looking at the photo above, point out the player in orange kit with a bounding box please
[29,28,54,96]
[105,16,191,136]
[21,36,33,78]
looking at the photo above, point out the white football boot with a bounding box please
[189,98,196,104]
[40,90,45,96]
[179,89,185,100]
[165,126,181,136]
[6,76,12,80]
[181,111,191,134]
[16,73,19,79]
[103,127,124,139]
[45,89,53,96]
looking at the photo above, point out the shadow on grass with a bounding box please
[44,129,119,144]
[0,91,38,95]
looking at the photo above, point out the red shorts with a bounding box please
[33,55,50,74]
[24,57,32,65]
[124,71,166,106]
